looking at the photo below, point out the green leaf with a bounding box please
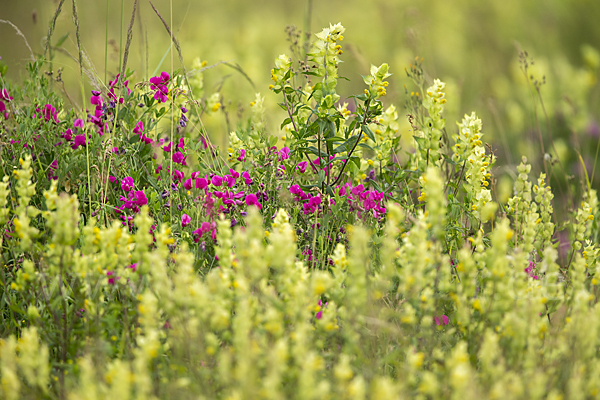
[54,32,70,48]
[280,118,292,129]
[361,125,376,142]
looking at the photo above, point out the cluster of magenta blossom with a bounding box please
[106,263,138,285]
[161,137,188,167]
[48,159,58,181]
[315,299,328,320]
[88,74,130,136]
[149,72,170,103]
[525,261,540,280]
[116,176,149,229]
[56,118,86,150]
[169,168,265,243]
[0,88,13,119]
[133,121,152,145]
[41,104,60,124]
[290,183,387,218]
[89,91,110,135]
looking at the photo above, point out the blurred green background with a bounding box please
[1,0,599,209]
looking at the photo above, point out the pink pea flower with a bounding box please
[191,171,200,179]
[62,128,73,142]
[181,213,191,228]
[178,137,185,149]
[149,72,170,103]
[184,178,193,190]
[107,270,118,285]
[172,151,186,165]
[434,315,449,326]
[195,177,208,190]
[121,177,134,192]
[297,161,307,174]
[134,190,148,206]
[172,169,184,183]
[211,175,223,187]
[241,171,253,185]
[280,146,290,160]
[163,142,172,152]
[225,175,236,188]
[73,118,84,129]
[351,184,365,196]
[133,121,144,134]
[237,149,246,161]
[43,104,59,123]
[245,193,262,210]
[316,299,328,320]
[71,134,86,150]
[48,160,58,181]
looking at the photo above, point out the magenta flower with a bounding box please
[434,315,449,326]
[195,177,208,190]
[525,261,539,280]
[184,178,193,190]
[241,171,253,185]
[90,91,103,106]
[225,175,236,188]
[71,134,86,150]
[181,213,191,227]
[172,169,184,183]
[133,121,144,134]
[134,190,148,206]
[178,137,185,149]
[172,151,187,165]
[121,177,134,192]
[290,184,308,201]
[316,299,328,319]
[163,142,172,152]
[1,88,12,102]
[62,128,73,142]
[73,118,84,129]
[211,175,223,187]
[0,100,7,119]
[106,270,119,285]
[245,193,262,210]
[351,184,365,196]
[149,72,170,103]
[43,104,59,123]
[280,146,290,160]
[297,161,307,174]
[237,149,246,161]
[48,159,58,181]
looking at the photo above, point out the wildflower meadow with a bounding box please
[0,1,599,399]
